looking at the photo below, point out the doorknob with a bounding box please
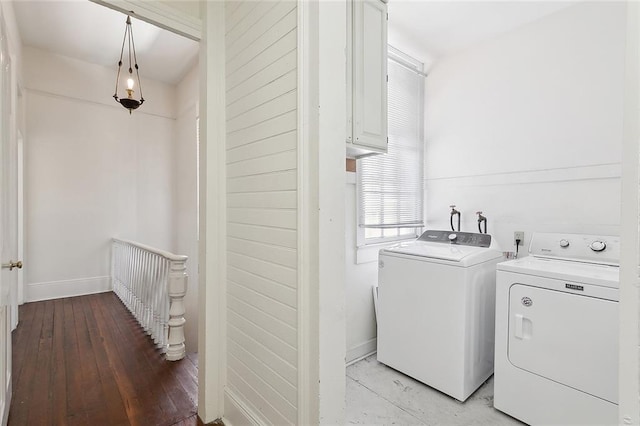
[2,260,22,271]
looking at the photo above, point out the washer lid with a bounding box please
[498,256,619,288]
[381,241,503,267]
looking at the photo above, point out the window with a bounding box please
[357,46,425,245]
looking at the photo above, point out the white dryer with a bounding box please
[377,230,503,402]
[494,233,620,425]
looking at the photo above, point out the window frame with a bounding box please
[356,46,425,248]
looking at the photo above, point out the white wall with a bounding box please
[175,63,199,352]
[424,1,626,250]
[318,1,347,422]
[223,2,300,425]
[345,175,377,364]
[23,46,176,301]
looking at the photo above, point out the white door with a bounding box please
[508,284,618,404]
[0,16,17,425]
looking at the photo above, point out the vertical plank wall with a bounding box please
[224,1,299,424]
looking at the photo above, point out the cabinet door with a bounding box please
[353,0,387,151]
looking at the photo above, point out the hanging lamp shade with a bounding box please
[113,15,144,114]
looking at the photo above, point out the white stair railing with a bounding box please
[111,238,188,361]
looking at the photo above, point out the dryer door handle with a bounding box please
[514,313,533,339]
[515,314,524,339]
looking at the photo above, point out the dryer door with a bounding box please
[508,284,618,403]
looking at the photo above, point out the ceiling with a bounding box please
[13,1,577,83]
[388,1,575,69]
[12,0,199,85]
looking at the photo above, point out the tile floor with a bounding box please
[346,354,524,425]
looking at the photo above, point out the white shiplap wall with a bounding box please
[225,1,298,424]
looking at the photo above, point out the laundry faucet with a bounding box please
[450,205,461,232]
[476,211,487,234]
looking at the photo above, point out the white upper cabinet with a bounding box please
[347,0,388,158]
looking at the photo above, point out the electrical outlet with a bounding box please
[514,231,525,246]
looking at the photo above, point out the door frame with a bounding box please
[10,57,21,332]
[15,128,22,311]
[87,1,227,423]
[618,1,640,423]
[0,4,18,423]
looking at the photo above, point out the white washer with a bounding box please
[494,233,620,425]
[377,230,503,402]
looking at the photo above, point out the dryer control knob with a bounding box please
[448,233,457,242]
[590,240,606,252]
[559,239,570,248]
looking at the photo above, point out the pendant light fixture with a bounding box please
[113,15,144,114]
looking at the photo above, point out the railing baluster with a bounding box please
[158,257,166,350]
[123,244,130,309]
[144,251,151,334]
[110,238,188,360]
[135,248,142,323]
[131,246,137,316]
[156,258,165,350]
[128,246,133,309]
[152,255,161,347]
[166,256,186,361]
[147,253,154,341]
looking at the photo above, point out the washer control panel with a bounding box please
[529,233,619,266]
[418,230,491,247]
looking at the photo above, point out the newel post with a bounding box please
[166,256,188,361]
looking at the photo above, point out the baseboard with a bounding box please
[346,337,377,365]
[26,276,112,302]
[223,388,266,426]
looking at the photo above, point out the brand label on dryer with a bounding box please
[565,283,584,291]
[521,297,533,307]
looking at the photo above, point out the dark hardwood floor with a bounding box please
[9,292,200,426]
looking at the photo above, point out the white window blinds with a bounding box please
[357,47,424,235]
